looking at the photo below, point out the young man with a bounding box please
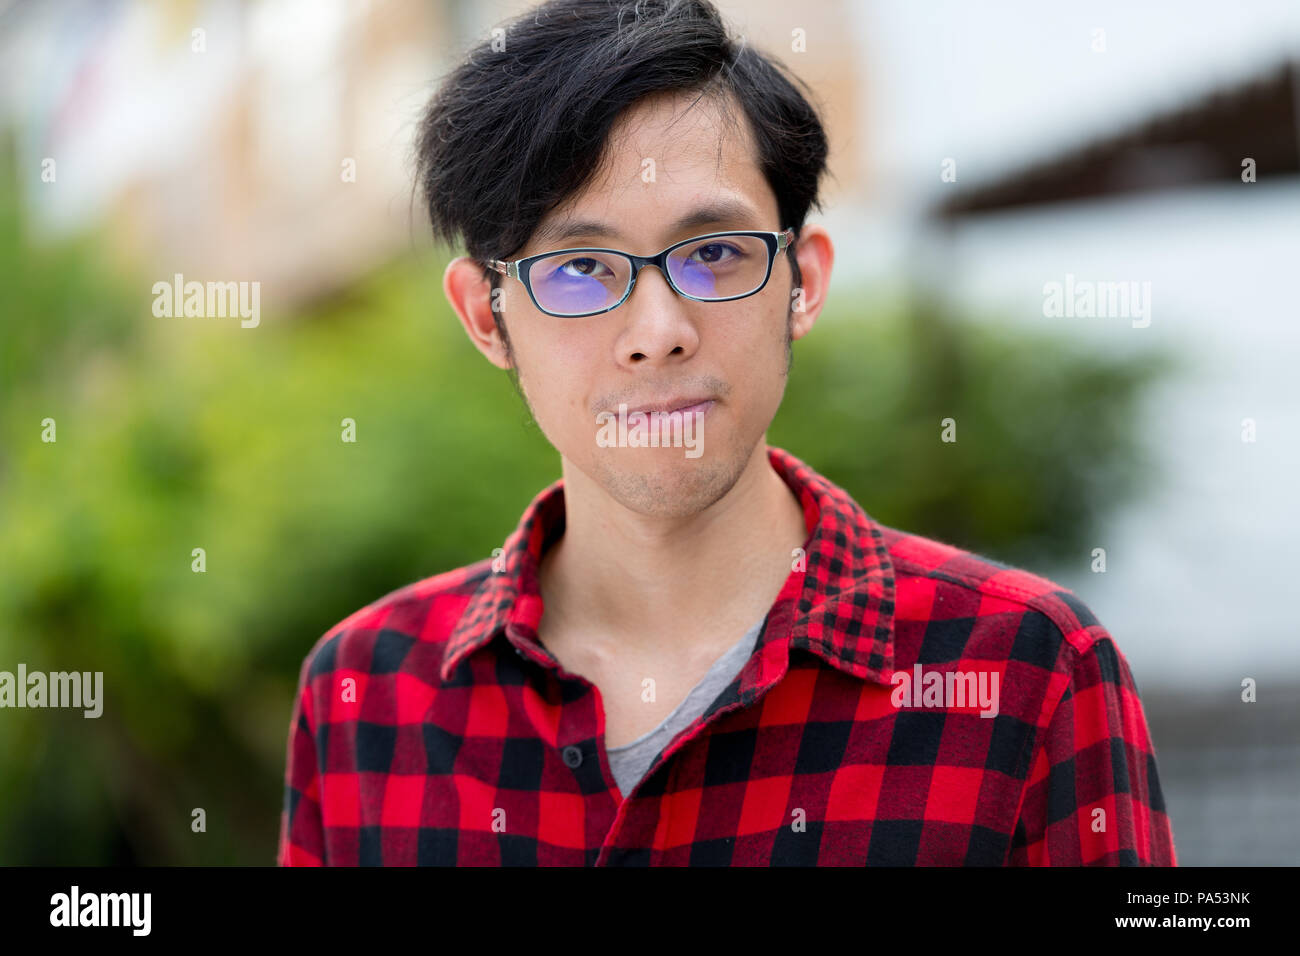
[278,0,1175,866]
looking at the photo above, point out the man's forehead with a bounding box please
[531,195,767,249]
[530,92,775,248]
[608,89,745,154]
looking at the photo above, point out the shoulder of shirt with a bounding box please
[296,557,495,683]
[874,521,1120,665]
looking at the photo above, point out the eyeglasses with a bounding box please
[487,228,795,318]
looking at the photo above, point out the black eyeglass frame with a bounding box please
[486,227,795,318]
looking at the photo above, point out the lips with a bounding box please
[623,396,715,416]
[666,400,714,419]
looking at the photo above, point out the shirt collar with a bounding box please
[441,445,896,685]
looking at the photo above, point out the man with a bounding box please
[278,0,1175,866]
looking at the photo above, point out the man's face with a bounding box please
[494,91,803,518]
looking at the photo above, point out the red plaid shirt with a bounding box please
[278,446,1176,866]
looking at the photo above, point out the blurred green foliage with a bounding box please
[773,293,1179,569]
[0,148,1176,863]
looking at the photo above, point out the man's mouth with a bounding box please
[667,400,714,419]
[622,397,716,418]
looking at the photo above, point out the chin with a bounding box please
[589,444,746,518]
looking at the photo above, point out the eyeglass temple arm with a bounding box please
[777,228,795,250]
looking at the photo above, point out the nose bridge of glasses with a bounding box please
[627,254,675,297]
[621,251,670,287]
[629,249,668,274]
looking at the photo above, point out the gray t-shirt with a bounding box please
[606,615,766,797]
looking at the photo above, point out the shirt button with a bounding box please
[561,745,583,769]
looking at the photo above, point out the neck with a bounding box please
[538,441,808,656]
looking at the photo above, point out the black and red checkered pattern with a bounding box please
[278,446,1176,865]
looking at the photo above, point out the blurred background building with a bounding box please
[0,0,866,304]
[1,0,1296,865]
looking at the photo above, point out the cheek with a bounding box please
[721,297,789,370]
[512,329,602,428]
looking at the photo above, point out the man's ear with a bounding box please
[788,224,834,341]
[444,256,512,370]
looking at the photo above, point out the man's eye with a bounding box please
[691,242,742,264]
[558,257,612,278]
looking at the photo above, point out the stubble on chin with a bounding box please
[588,446,749,519]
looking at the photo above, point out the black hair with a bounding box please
[413,0,831,341]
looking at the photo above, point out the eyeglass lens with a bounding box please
[525,233,772,316]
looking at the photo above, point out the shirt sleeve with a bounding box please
[1009,636,1177,866]
[278,655,326,866]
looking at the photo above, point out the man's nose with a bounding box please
[616,265,700,364]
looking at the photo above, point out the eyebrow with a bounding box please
[529,198,764,249]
